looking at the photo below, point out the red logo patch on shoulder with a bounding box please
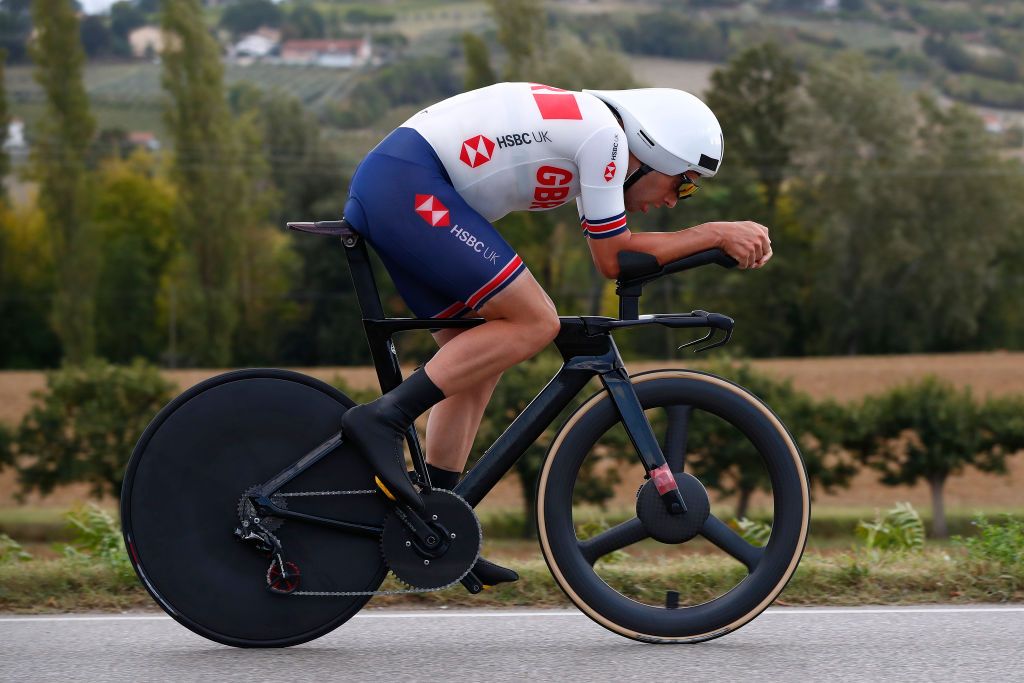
[414,194,451,227]
[530,84,582,120]
[459,134,495,168]
[604,162,616,182]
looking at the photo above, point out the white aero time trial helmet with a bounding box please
[583,88,724,179]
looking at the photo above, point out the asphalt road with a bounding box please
[2,606,1022,682]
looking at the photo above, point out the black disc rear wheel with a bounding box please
[121,369,389,648]
[537,370,810,643]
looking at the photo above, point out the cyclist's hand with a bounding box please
[710,221,772,270]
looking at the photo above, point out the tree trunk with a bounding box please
[928,473,948,539]
[735,487,752,520]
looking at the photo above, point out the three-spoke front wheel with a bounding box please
[537,370,810,643]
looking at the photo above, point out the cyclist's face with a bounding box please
[624,169,700,214]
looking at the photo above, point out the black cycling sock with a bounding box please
[373,367,446,431]
[426,463,461,490]
[341,368,445,511]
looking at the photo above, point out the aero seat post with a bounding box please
[339,226,400,391]
[339,223,427,474]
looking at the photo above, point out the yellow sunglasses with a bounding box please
[624,163,700,200]
[676,175,699,199]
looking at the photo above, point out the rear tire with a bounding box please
[121,369,388,648]
[537,370,810,643]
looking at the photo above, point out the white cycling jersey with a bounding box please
[402,82,630,239]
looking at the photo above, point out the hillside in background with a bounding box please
[3,0,1023,153]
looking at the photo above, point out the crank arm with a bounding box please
[392,504,444,552]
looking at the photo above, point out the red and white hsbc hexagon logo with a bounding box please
[604,162,616,182]
[415,194,450,227]
[459,134,495,168]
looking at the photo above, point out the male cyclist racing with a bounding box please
[340,83,772,587]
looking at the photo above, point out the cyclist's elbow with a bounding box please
[590,234,631,279]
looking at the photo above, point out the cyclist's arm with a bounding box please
[585,226,723,279]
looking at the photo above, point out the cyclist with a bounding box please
[340,82,771,587]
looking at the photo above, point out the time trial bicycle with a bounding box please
[120,218,810,647]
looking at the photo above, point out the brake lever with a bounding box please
[677,312,735,353]
[695,327,733,353]
[678,329,714,352]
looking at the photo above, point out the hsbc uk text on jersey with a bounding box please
[496,131,551,149]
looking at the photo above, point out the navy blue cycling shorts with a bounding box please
[344,128,526,319]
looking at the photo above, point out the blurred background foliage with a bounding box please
[0,0,1022,368]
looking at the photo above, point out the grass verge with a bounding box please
[2,548,1020,614]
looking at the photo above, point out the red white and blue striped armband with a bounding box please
[580,211,628,240]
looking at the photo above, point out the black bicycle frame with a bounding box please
[251,222,739,531]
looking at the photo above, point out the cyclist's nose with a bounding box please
[664,194,678,209]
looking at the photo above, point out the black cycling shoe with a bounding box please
[341,403,425,512]
[472,557,519,588]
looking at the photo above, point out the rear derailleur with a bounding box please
[234,494,301,595]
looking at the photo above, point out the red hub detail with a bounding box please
[266,560,301,594]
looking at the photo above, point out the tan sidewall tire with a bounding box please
[536,369,810,643]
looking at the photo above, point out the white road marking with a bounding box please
[1,606,1022,624]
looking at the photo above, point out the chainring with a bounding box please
[237,485,287,532]
[380,489,481,591]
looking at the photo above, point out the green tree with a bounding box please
[284,3,325,39]
[93,153,177,363]
[110,1,145,40]
[13,360,175,499]
[462,32,495,91]
[0,0,32,63]
[219,0,281,38]
[898,95,1018,350]
[79,14,112,57]
[705,43,800,213]
[0,202,61,367]
[226,102,292,365]
[486,0,547,80]
[226,85,367,365]
[787,55,917,355]
[844,377,1023,538]
[29,0,98,363]
[161,0,248,365]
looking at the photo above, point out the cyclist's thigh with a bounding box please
[477,268,558,323]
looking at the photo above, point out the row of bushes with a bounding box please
[1,359,1023,540]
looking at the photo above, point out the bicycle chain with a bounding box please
[247,488,469,598]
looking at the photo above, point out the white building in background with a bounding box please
[128,131,161,152]
[3,119,27,156]
[234,34,277,59]
[231,27,282,62]
[129,25,166,58]
[279,37,372,68]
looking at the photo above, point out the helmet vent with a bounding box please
[637,129,656,148]
[698,154,719,172]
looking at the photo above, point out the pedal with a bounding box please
[460,570,484,594]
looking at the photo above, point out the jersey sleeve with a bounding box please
[575,125,628,240]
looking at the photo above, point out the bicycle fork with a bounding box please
[600,368,689,515]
